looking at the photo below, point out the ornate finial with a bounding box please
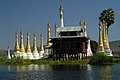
[20,31,22,35]
[79,20,82,27]
[33,32,38,52]
[27,32,30,36]
[47,21,52,47]
[16,32,18,36]
[83,20,87,37]
[47,21,50,27]
[34,32,36,36]
[84,21,87,26]
[60,5,63,11]
[60,0,63,11]
[14,32,20,53]
[59,0,64,27]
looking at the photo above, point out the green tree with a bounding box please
[89,53,113,65]
[91,40,98,54]
[99,8,115,28]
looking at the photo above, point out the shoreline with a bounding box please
[0,57,89,65]
[0,57,120,65]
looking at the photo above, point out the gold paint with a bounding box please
[79,20,83,36]
[14,32,20,53]
[97,22,104,52]
[103,21,107,47]
[105,22,110,49]
[26,32,31,53]
[20,31,25,53]
[80,32,83,37]
[40,33,44,52]
[33,32,38,52]
[79,20,82,27]
[102,20,110,50]
[84,21,87,26]
[83,21,87,33]
[47,21,52,46]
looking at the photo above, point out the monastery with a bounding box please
[10,1,93,60]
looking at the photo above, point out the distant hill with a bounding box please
[110,40,120,54]
[0,50,7,58]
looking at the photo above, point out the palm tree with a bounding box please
[99,8,115,29]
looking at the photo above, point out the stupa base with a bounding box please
[104,49,113,56]
[26,52,33,59]
[39,51,44,59]
[33,52,40,59]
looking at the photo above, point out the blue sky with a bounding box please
[0,0,120,50]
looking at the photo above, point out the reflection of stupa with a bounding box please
[97,21,113,56]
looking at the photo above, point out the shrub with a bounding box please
[89,53,113,65]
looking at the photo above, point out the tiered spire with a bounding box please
[97,20,112,56]
[79,20,83,36]
[40,33,44,52]
[20,31,25,53]
[105,22,110,49]
[26,32,31,53]
[33,32,38,52]
[103,20,107,48]
[83,21,87,37]
[14,32,20,53]
[59,0,64,27]
[47,21,52,47]
[97,22,104,52]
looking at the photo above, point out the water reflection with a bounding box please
[7,65,11,72]
[16,64,52,72]
[100,66,112,80]
[1,64,120,80]
[90,65,112,80]
[47,64,94,80]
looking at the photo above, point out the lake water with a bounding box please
[0,64,120,80]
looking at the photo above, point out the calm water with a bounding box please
[0,64,120,80]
